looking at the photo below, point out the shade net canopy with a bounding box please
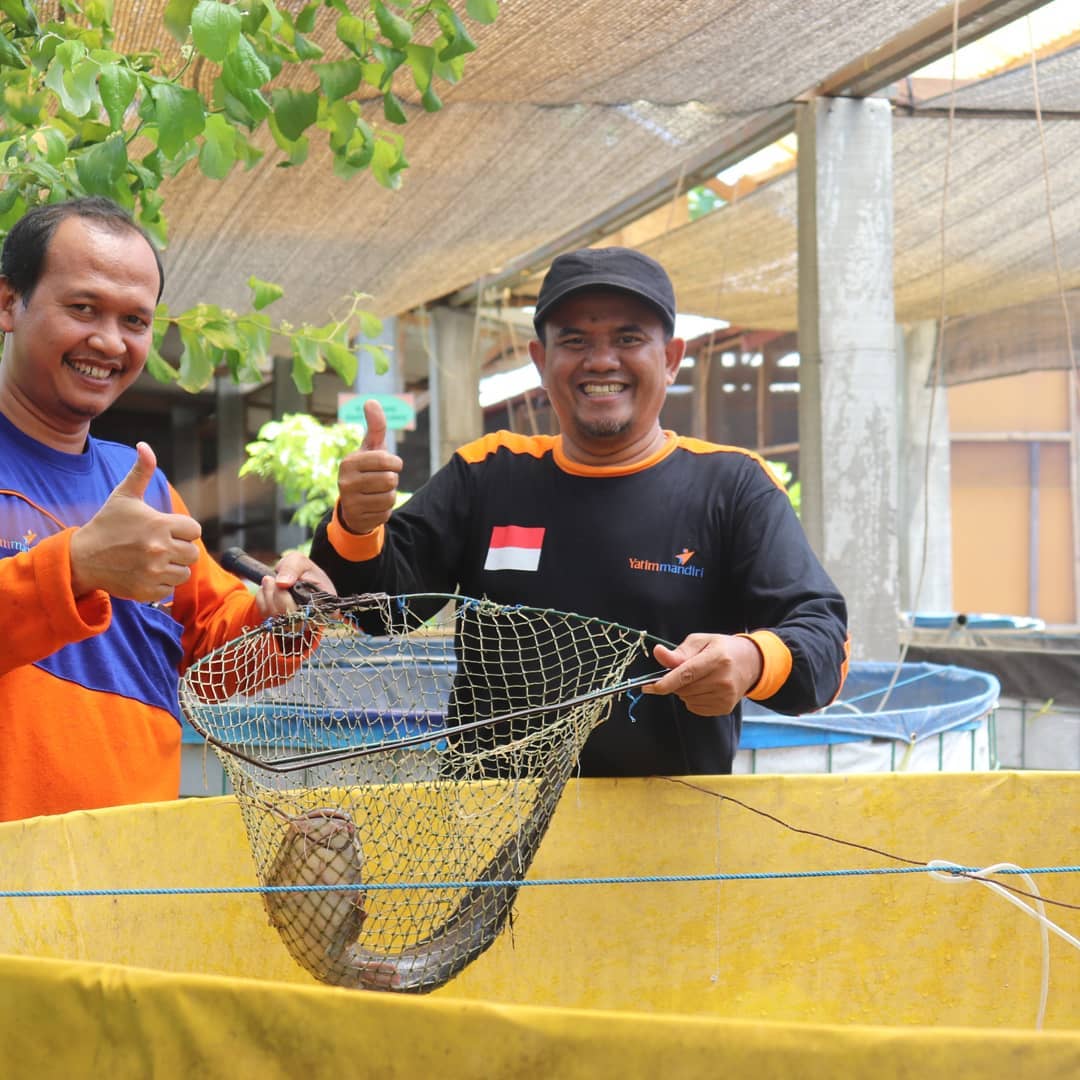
[99,0,1022,327]
[76,1,1080,391]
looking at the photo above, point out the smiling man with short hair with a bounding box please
[0,196,333,820]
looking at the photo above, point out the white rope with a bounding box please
[928,859,1080,1029]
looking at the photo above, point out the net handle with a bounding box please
[210,668,665,774]
[222,547,332,606]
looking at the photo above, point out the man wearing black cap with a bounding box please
[310,247,849,776]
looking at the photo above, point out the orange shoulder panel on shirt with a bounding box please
[456,431,557,464]
[672,436,789,493]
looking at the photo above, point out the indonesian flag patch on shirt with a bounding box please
[484,525,545,572]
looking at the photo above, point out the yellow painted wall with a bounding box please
[948,371,1075,624]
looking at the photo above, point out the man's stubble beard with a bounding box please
[577,416,631,439]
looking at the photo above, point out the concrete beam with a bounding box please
[215,378,247,553]
[270,356,308,554]
[797,96,899,662]
[428,307,482,472]
[352,315,402,454]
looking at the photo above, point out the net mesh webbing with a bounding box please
[179,593,655,993]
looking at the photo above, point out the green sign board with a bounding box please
[337,393,417,431]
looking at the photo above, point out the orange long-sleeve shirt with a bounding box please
[0,421,268,821]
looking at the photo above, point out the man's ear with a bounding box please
[528,337,546,383]
[664,336,686,384]
[0,278,19,334]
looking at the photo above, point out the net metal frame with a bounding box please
[179,592,661,993]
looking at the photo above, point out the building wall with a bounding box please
[948,369,1075,625]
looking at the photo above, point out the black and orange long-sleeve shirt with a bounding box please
[311,430,849,776]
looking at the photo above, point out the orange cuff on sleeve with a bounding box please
[38,528,111,637]
[326,503,385,562]
[739,630,793,701]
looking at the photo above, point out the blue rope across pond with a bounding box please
[1,863,1078,899]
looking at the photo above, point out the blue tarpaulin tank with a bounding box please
[181,652,1002,793]
[738,661,1000,774]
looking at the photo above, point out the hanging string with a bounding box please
[1026,16,1078,388]
[658,775,1080,912]
[880,0,963,713]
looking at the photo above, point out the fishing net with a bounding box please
[179,592,660,994]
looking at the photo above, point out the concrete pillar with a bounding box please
[1071,369,1080,623]
[272,356,307,554]
[353,315,401,454]
[428,306,482,472]
[796,96,899,662]
[215,377,247,554]
[691,352,711,441]
[898,321,953,614]
[169,404,202,518]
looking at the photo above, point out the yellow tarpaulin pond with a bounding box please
[0,771,1077,1077]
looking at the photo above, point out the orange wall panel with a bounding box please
[948,370,1069,433]
[1035,445,1075,625]
[950,443,1031,616]
[950,441,1076,624]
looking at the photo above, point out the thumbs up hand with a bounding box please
[336,399,403,535]
[361,397,388,453]
[69,442,203,603]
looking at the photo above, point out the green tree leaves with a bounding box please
[0,0,497,392]
[374,1,412,49]
[222,34,273,92]
[148,82,206,157]
[74,130,126,193]
[248,275,284,310]
[198,112,237,178]
[0,24,25,67]
[313,57,363,102]
[1,0,493,201]
[271,87,319,141]
[148,288,387,397]
[190,0,241,63]
[163,0,198,42]
[98,62,137,129]
[44,41,98,116]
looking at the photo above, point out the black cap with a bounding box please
[532,247,677,339]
